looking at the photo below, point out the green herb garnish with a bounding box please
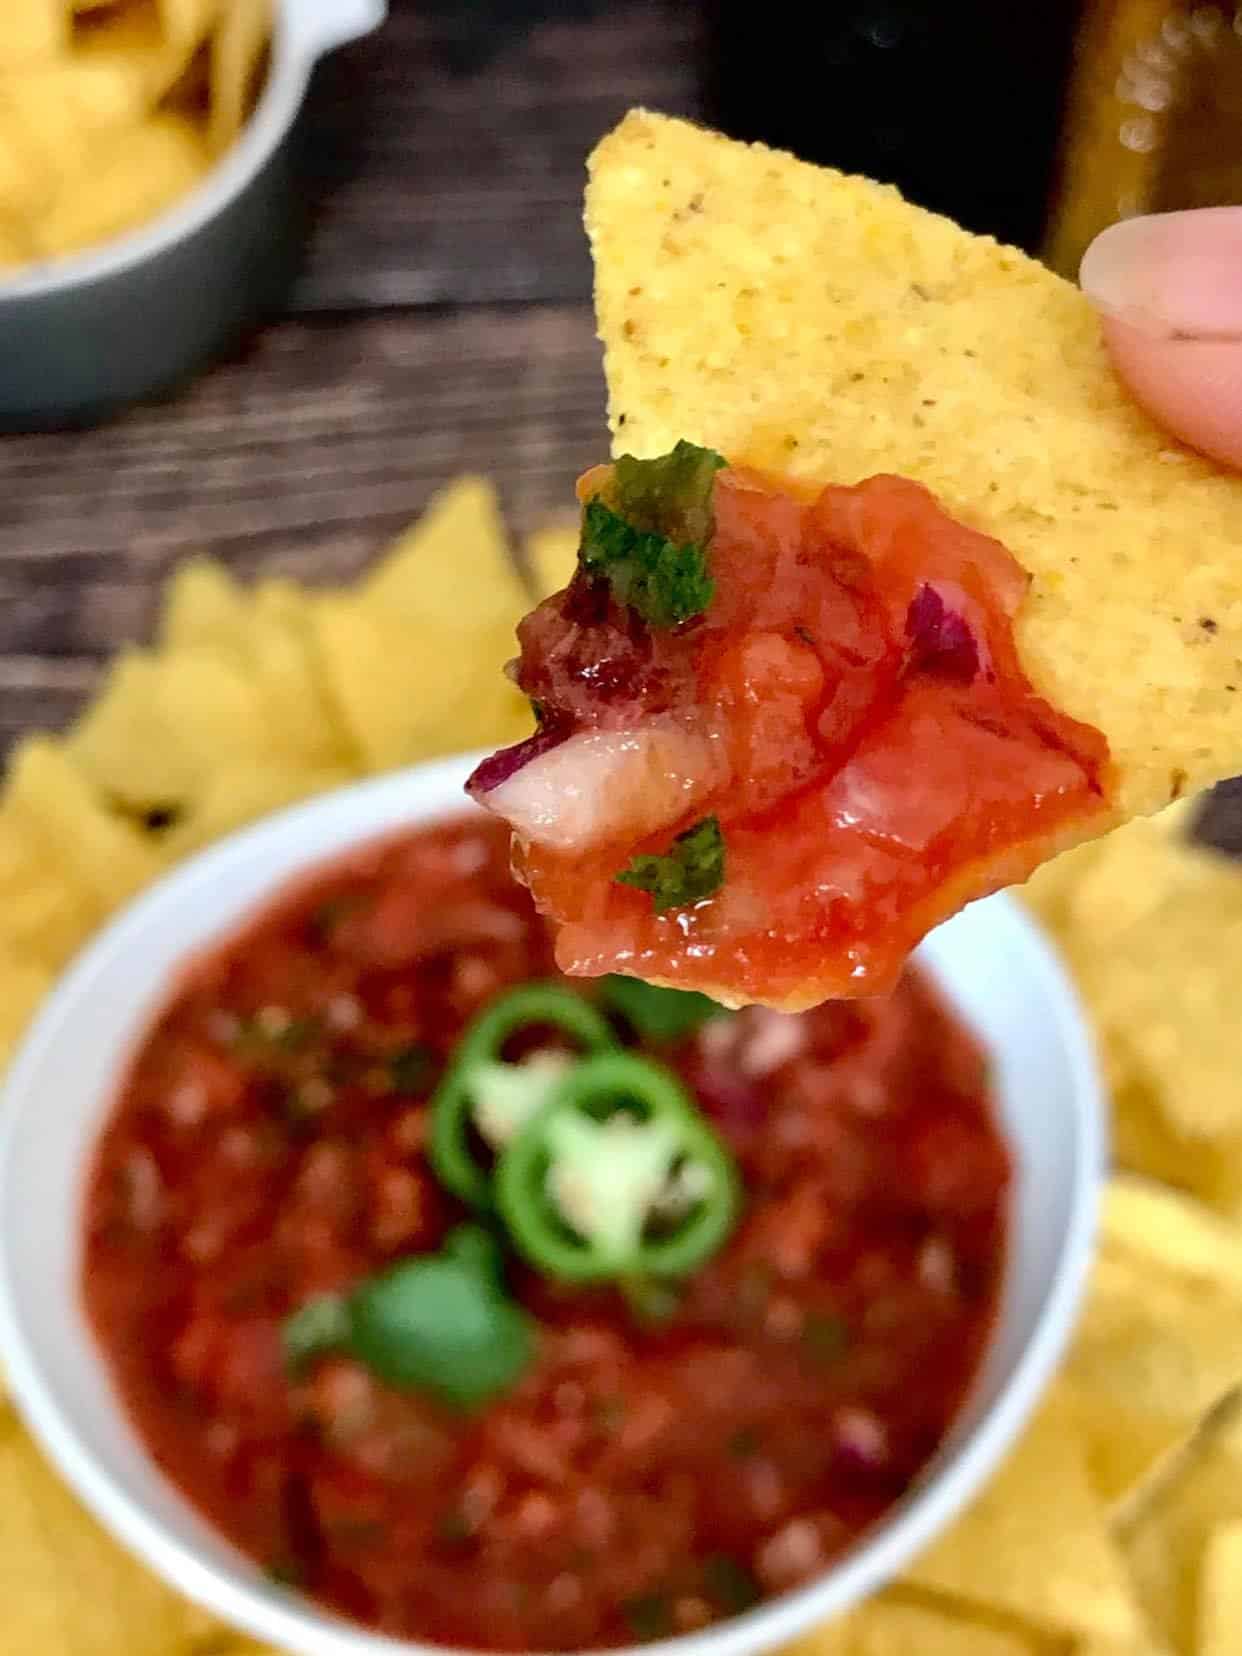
[600,975,727,1042]
[615,816,725,912]
[280,1224,535,1409]
[264,1556,306,1590]
[623,1592,674,1641]
[389,1042,436,1095]
[703,1553,762,1615]
[578,439,725,628]
[802,1311,850,1365]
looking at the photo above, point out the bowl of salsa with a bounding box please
[0,753,1103,1656]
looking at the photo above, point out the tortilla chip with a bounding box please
[0,1,68,66]
[0,944,53,1068]
[69,645,280,814]
[525,521,580,601]
[1197,1519,1242,1656]
[157,761,352,860]
[74,0,210,103]
[836,1591,1056,1656]
[162,563,358,774]
[3,736,160,913]
[207,0,270,153]
[363,476,523,630]
[1120,1425,1242,1655]
[311,591,533,773]
[159,556,249,652]
[0,1414,207,1654]
[586,110,1242,828]
[36,112,208,258]
[902,1384,1144,1641]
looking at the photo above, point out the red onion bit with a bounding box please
[465,719,570,801]
[904,584,983,684]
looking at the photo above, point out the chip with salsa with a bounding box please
[468,112,1242,1009]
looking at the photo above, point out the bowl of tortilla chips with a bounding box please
[0,0,385,428]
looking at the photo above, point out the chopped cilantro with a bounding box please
[727,1425,760,1460]
[264,1556,306,1590]
[389,1042,436,1095]
[802,1312,850,1365]
[282,1293,352,1377]
[578,439,725,628]
[613,439,726,547]
[623,1592,674,1640]
[600,975,727,1041]
[579,500,715,629]
[704,1553,762,1615]
[620,1275,682,1327]
[615,816,725,912]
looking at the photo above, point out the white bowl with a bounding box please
[0,753,1105,1656]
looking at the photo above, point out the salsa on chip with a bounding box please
[469,112,1242,1008]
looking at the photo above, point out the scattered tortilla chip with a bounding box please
[69,645,280,814]
[159,555,250,652]
[324,476,535,765]
[903,1384,1144,1642]
[3,736,160,912]
[208,0,269,152]
[0,1413,207,1655]
[1120,1421,1242,1655]
[0,944,53,1067]
[161,562,359,774]
[311,591,534,773]
[157,762,352,860]
[1197,1520,1242,1656]
[834,1591,1056,1656]
[0,1,68,66]
[586,111,1242,831]
[524,521,580,601]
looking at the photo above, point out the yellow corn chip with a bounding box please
[586,111,1242,829]
[0,944,53,1069]
[1120,1425,1242,1655]
[843,1593,1059,1656]
[364,476,522,630]
[157,762,352,861]
[159,556,250,652]
[3,736,160,914]
[74,0,209,102]
[902,1385,1144,1641]
[36,112,208,258]
[208,0,270,153]
[160,561,359,774]
[311,591,533,774]
[69,645,280,813]
[0,0,68,65]
[1197,1520,1242,1656]
[0,1415,207,1655]
[525,521,580,602]
[159,0,220,45]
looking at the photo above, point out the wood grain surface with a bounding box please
[0,0,701,752]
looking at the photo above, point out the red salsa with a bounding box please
[84,814,1009,1652]
[470,449,1111,1007]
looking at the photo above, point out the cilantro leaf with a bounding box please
[613,439,726,545]
[578,439,725,628]
[615,817,725,912]
[600,975,727,1041]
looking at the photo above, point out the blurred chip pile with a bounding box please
[0,486,1241,1653]
[0,0,271,271]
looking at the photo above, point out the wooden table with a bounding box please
[0,0,703,756]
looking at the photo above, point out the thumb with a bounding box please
[1079,206,1242,470]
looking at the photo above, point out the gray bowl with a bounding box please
[0,0,386,430]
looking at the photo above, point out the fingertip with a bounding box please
[1099,316,1242,472]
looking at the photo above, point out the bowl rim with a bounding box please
[0,0,386,303]
[0,755,1105,1656]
